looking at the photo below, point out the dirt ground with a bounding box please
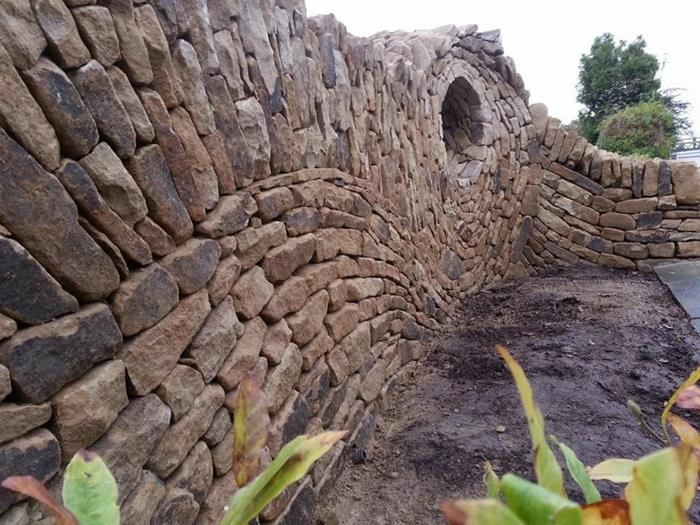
[317,265,700,524]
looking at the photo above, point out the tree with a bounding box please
[597,101,676,158]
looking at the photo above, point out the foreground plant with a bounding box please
[1,374,345,524]
[442,345,700,525]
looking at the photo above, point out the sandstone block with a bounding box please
[202,130,237,195]
[217,317,266,390]
[104,0,153,85]
[236,222,287,270]
[160,239,221,294]
[599,212,636,231]
[207,255,242,305]
[0,0,47,70]
[327,279,347,312]
[300,328,334,371]
[107,65,155,144]
[173,39,215,134]
[264,344,302,414]
[261,277,310,323]
[135,218,177,257]
[230,266,274,320]
[287,290,329,347]
[360,358,386,403]
[197,193,258,238]
[325,346,349,386]
[262,234,317,283]
[32,0,90,68]
[643,160,659,197]
[120,470,166,525]
[155,365,205,422]
[0,365,10,401]
[341,322,371,375]
[256,188,295,222]
[0,402,52,445]
[672,163,700,205]
[166,441,213,504]
[615,198,659,214]
[598,253,636,270]
[151,488,200,525]
[324,303,360,342]
[678,242,700,258]
[73,6,121,66]
[236,97,271,179]
[552,195,599,225]
[203,408,231,447]
[345,278,384,302]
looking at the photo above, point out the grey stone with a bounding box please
[151,487,199,525]
[120,470,166,525]
[135,218,177,257]
[155,365,205,422]
[160,239,222,294]
[0,402,52,445]
[32,0,90,68]
[165,441,213,504]
[107,65,155,144]
[0,0,47,70]
[173,39,216,134]
[73,6,121,67]
[197,193,258,239]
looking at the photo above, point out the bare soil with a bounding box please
[317,265,700,525]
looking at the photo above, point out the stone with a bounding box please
[672,163,700,205]
[156,365,205,422]
[166,441,213,504]
[643,160,659,197]
[107,65,155,144]
[230,266,274,320]
[678,242,700,258]
[148,384,224,478]
[236,97,271,179]
[236,222,287,270]
[599,212,636,231]
[203,408,232,447]
[0,304,122,403]
[0,365,10,401]
[185,297,243,382]
[324,303,360,342]
[50,360,128,459]
[0,0,46,70]
[286,290,329,346]
[32,0,90,68]
[268,390,310,455]
[22,57,98,158]
[188,0,219,74]
[135,218,177,257]
[207,255,242,305]
[238,0,278,94]
[262,320,294,365]
[203,131,237,195]
[282,207,321,237]
[341,322,371,375]
[345,278,384,302]
[104,0,153,85]
[551,195,600,225]
[0,317,17,343]
[256,188,295,222]
[326,345,349,386]
[0,429,60,514]
[360,358,386,403]
[57,160,152,265]
[210,428,233,477]
[598,253,636,270]
[160,239,222,294]
[118,290,210,395]
[649,243,675,258]
[0,44,59,171]
[120,470,166,525]
[0,236,78,325]
[173,39,216,135]
[261,277,311,323]
[81,217,130,280]
[262,234,317,283]
[327,279,347,312]
[71,60,137,158]
[195,471,236,525]
[197,193,258,238]
[300,328,334,371]
[264,344,302,414]
[217,317,266,390]
[73,6,121,66]
[151,487,199,525]
[615,198,658,214]
[111,264,179,336]
[128,144,194,243]
[0,402,52,445]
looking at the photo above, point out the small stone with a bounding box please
[210,427,233,477]
[0,0,47,70]
[0,402,52,445]
[151,488,199,525]
[262,234,317,283]
[195,471,236,525]
[217,317,266,390]
[155,365,205,422]
[678,242,700,258]
[255,188,294,222]
[230,266,274,320]
[203,407,232,447]
[261,277,310,322]
[264,344,302,414]
[197,193,258,239]
[300,328,334,371]
[120,470,166,525]
[345,278,384,302]
[672,163,700,205]
[104,0,153,85]
[0,365,10,401]
[173,39,216,135]
[32,0,90,68]
[135,218,177,257]
[72,6,121,67]
[262,319,293,365]
[207,255,242,305]
[107,65,155,144]
[324,303,360,342]
[165,441,212,504]
[236,97,271,179]
[160,239,221,294]
[286,290,329,346]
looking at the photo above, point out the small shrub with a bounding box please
[597,101,676,158]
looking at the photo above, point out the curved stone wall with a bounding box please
[0,0,698,523]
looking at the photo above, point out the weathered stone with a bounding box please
[300,328,334,371]
[120,470,166,525]
[80,217,130,280]
[552,195,600,225]
[0,402,52,445]
[22,57,98,158]
[256,188,295,222]
[326,345,349,386]
[128,144,194,243]
[207,255,242,305]
[286,290,329,346]
[155,365,205,423]
[173,39,216,134]
[282,207,321,236]
[599,212,636,230]
[672,163,700,205]
[0,236,78,325]
[264,344,302,413]
[0,429,60,514]
[341,322,371,375]
[678,242,700,258]
[188,0,219,74]
[135,218,177,257]
[160,239,222,294]
[324,303,360,342]
[73,6,121,66]
[203,407,232,447]
[148,384,224,477]
[236,222,287,270]
[0,0,47,70]
[111,264,179,336]
[32,0,90,68]
[151,487,199,525]
[108,65,155,144]
[210,428,233,477]
[230,266,274,320]
[261,277,310,323]
[643,160,659,197]
[236,97,271,179]
[50,360,128,459]
[104,0,153,85]
[238,0,278,94]
[327,279,347,312]
[197,193,258,238]
[262,319,294,365]
[598,253,636,270]
[262,234,317,283]
[166,441,213,504]
[118,290,210,395]
[360,358,386,403]
[0,365,10,401]
[213,28,247,101]
[203,130,237,195]
[217,317,266,390]
[0,304,122,403]
[615,197,658,214]
[268,390,310,455]
[345,278,384,302]
[71,60,137,158]
[195,471,236,525]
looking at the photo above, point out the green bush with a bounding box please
[596,101,676,158]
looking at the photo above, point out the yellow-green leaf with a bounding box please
[62,450,119,525]
[669,414,700,448]
[1,477,78,525]
[484,461,501,499]
[675,441,700,511]
[663,366,700,444]
[556,440,601,504]
[501,473,582,525]
[588,459,634,484]
[233,373,270,487]
[442,498,527,525]
[497,345,565,496]
[581,500,630,525]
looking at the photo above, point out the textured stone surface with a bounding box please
[32,0,90,68]
[0,402,52,445]
[73,6,121,66]
[160,239,222,294]
[197,193,258,238]
[217,317,266,390]
[108,65,155,144]
[264,344,302,413]
[156,365,205,422]
[104,0,153,85]
[262,234,317,283]
[287,290,329,346]
[173,39,215,135]
[120,470,166,525]
[0,0,47,70]
[230,265,274,320]
[165,441,213,504]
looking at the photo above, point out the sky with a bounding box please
[305,0,700,137]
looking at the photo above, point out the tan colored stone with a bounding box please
[599,212,636,231]
[236,222,288,270]
[155,365,205,422]
[262,234,317,283]
[256,188,295,222]
[615,198,658,214]
[207,255,242,305]
[324,303,360,342]
[135,217,176,257]
[236,97,271,179]
[0,402,51,445]
[151,487,199,525]
[262,319,293,365]
[230,265,274,320]
[73,6,121,66]
[197,193,258,239]
[678,242,700,258]
[107,65,155,144]
[104,0,152,85]
[173,39,216,134]
[0,0,46,70]
[165,441,213,504]
[261,277,310,322]
[672,163,700,205]
[300,328,334,371]
[32,0,90,68]
[217,317,266,390]
[286,290,329,346]
[264,344,302,413]
[160,238,221,294]
[120,470,166,525]
[203,130,237,195]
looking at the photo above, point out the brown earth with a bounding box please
[317,265,700,524]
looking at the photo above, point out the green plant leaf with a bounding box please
[62,450,119,525]
[496,345,565,496]
[221,431,346,525]
[662,366,700,444]
[500,473,582,525]
[554,439,601,504]
[581,500,630,525]
[668,413,700,448]
[1,476,78,525]
[484,461,501,499]
[588,459,634,484]
[233,373,270,487]
[442,498,528,525]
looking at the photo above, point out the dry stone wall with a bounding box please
[0,0,699,524]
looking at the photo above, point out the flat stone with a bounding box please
[201,132,236,197]
[118,289,210,395]
[0,365,10,401]
[93,395,171,502]
[213,28,247,101]
[148,384,224,478]
[0,236,78,324]
[256,188,295,222]
[195,471,236,525]
[22,57,98,158]
[165,441,212,504]
[0,429,60,514]
[230,266,274,320]
[678,242,700,258]
[111,264,179,336]
[286,290,329,346]
[261,277,310,323]
[345,278,384,302]
[341,322,371,375]
[672,163,700,205]
[32,0,90,68]
[173,39,215,135]
[104,0,153,85]
[282,207,321,237]
[0,44,59,171]
[188,0,219,74]
[210,427,233,477]
[120,470,166,525]
[127,144,194,243]
[262,319,293,365]
[72,60,135,158]
[72,6,121,67]
[135,218,177,257]
[207,255,242,305]
[203,407,232,447]
[155,364,205,422]
[327,279,347,311]
[0,0,46,70]
[599,212,636,230]
[262,234,317,283]
[151,487,199,525]
[236,222,287,270]
[0,304,122,403]
[197,193,258,239]
[300,327,334,371]
[264,344,302,414]
[615,198,659,214]
[50,360,128,459]
[656,261,700,320]
[160,239,221,294]
[297,262,339,295]
[236,97,271,179]
[80,216,130,280]
[107,65,155,144]
[185,296,243,382]
[237,0,278,94]
[0,402,52,445]
[324,303,360,342]
[217,317,266,390]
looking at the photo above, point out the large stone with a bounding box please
[0,429,60,514]
[345,278,384,302]
[104,0,153,85]
[32,0,90,68]
[599,212,636,230]
[0,0,46,70]
[300,328,334,371]
[148,384,224,478]
[173,39,216,134]
[672,163,700,205]
[72,6,121,67]
[70,60,137,158]
[207,255,242,305]
[615,197,658,214]
[0,236,78,324]
[111,264,179,336]
[197,193,258,239]
[268,390,310,455]
[0,304,122,403]
[135,218,177,257]
[50,360,128,459]
[118,289,211,395]
[341,322,371,375]
[236,222,287,270]
[256,188,295,222]
[128,144,194,243]
[230,266,274,320]
[217,317,266,390]
[0,402,51,445]
[262,234,317,283]
[160,239,221,294]
[261,277,310,323]
[324,303,360,342]
[151,488,199,525]
[262,319,293,365]
[202,130,237,195]
[120,470,166,525]
[22,57,98,158]
[188,0,219,74]
[236,97,271,179]
[184,296,243,382]
[92,395,171,501]
[237,0,278,94]
[155,365,205,422]
[210,427,233,477]
[282,207,321,236]
[0,44,59,171]
[165,441,213,504]
[195,471,236,525]
[264,344,302,413]
[286,290,329,346]
[107,65,155,144]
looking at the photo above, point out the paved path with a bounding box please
[654,260,700,333]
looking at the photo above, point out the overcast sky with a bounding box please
[306,0,700,137]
